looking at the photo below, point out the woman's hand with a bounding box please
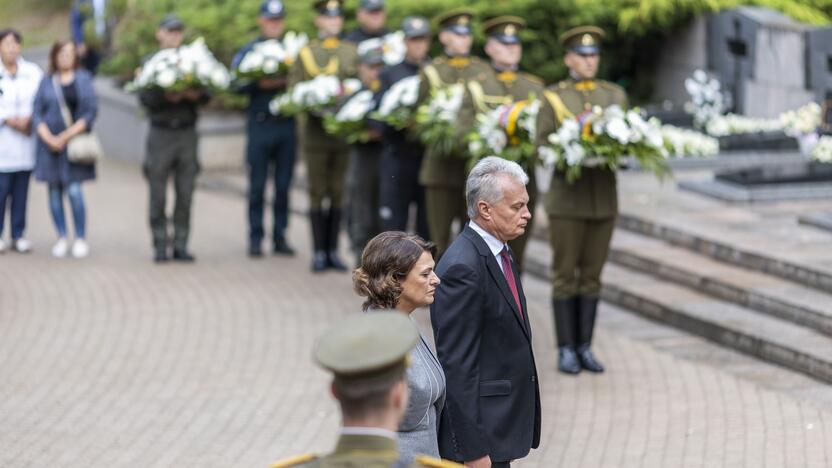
[44,133,66,153]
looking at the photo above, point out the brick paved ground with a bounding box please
[1,161,831,467]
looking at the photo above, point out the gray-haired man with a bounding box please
[430,157,540,468]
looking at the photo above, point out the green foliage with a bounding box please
[104,0,832,104]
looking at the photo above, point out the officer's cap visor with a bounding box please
[570,45,600,55]
[444,24,471,36]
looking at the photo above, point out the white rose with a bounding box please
[157,68,177,88]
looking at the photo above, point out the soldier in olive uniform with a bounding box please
[417,8,493,257]
[232,0,296,258]
[457,16,544,271]
[289,0,358,272]
[536,26,628,375]
[139,14,209,263]
[269,313,462,468]
[344,0,389,47]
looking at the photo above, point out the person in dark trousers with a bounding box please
[70,0,111,74]
[375,16,430,239]
[430,157,540,468]
[344,0,389,48]
[232,0,297,258]
[138,14,209,263]
[346,46,384,265]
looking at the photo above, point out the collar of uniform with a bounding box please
[321,37,341,49]
[496,70,517,83]
[575,80,596,91]
[447,56,470,68]
[369,79,381,92]
[335,430,399,455]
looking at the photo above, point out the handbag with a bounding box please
[52,75,102,165]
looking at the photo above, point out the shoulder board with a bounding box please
[433,57,447,65]
[414,455,465,468]
[520,72,544,86]
[556,81,570,89]
[469,56,483,63]
[269,453,318,468]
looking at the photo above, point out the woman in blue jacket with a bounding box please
[32,40,98,258]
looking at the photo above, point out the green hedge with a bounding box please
[104,0,832,103]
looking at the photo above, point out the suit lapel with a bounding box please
[509,249,532,338]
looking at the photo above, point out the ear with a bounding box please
[477,200,491,220]
[330,381,339,401]
[390,379,407,410]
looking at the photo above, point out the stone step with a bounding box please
[615,212,832,294]
[523,239,832,384]
[609,229,832,337]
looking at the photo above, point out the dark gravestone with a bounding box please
[718,131,798,151]
[715,162,832,186]
[678,162,832,202]
[806,28,832,105]
[707,7,814,118]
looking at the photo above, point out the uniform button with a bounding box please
[531,375,536,382]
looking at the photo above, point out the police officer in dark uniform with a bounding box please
[344,0,389,47]
[232,0,297,258]
[375,16,431,239]
[536,26,628,375]
[289,0,358,272]
[416,8,492,257]
[457,16,544,271]
[139,14,209,263]
[346,46,384,265]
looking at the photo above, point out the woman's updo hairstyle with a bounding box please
[352,231,436,311]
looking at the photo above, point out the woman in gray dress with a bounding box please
[353,231,446,465]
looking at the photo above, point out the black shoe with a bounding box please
[325,207,348,272]
[248,243,263,258]
[577,344,604,373]
[312,250,328,272]
[173,249,196,262]
[154,249,169,263]
[327,250,349,272]
[272,237,295,256]
[558,346,581,374]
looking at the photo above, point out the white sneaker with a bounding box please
[0,239,6,253]
[71,239,89,258]
[13,238,32,253]
[52,238,69,258]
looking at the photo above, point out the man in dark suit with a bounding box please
[430,157,541,468]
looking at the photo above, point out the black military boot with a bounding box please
[553,297,581,375]
[577,296,604,373]
[309,209,328,272]
[325,207,349,272]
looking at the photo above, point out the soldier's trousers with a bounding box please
[378,145,428,238]
[425,185,467,257]
[143,126,199,251]
[305,146,349,210]
[548,216,616,298]
[247,119,296,245]
[347,144,382,255]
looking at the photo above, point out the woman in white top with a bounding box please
[0,29,43,253]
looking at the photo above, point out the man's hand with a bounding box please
[465,455,491,468]
[257,77,287,90]
[164,91,184,103]
[367,128,382,141]
[182,89,203,101]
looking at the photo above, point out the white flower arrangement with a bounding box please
[811,135,832,163]
[780,102,822,137]
[704,113,782,137]
[468,98,541,166]
[372,75,420,129]
[358,31,406,66]
[127,37,230,92]
[414,84,464,157]
[684,69,725,129]
[234,31,308,80]
[538,105,669,182]
[661,125,719,158]
[269,75,361,117]
[323,89,376,143]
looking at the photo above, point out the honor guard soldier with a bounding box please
[139,14,209,263]
[457,16,544,270]
[232,0,297,258]
[376,16,431,238]
[344,0,389,47]
[289,0,358,273]
[346,46,385,264]
[416,8,492,257]
[536,26,628,375]
[268,313,463,468]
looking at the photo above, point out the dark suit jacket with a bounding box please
[430,225,541,463]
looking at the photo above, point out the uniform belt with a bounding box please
[150,119,196,130]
